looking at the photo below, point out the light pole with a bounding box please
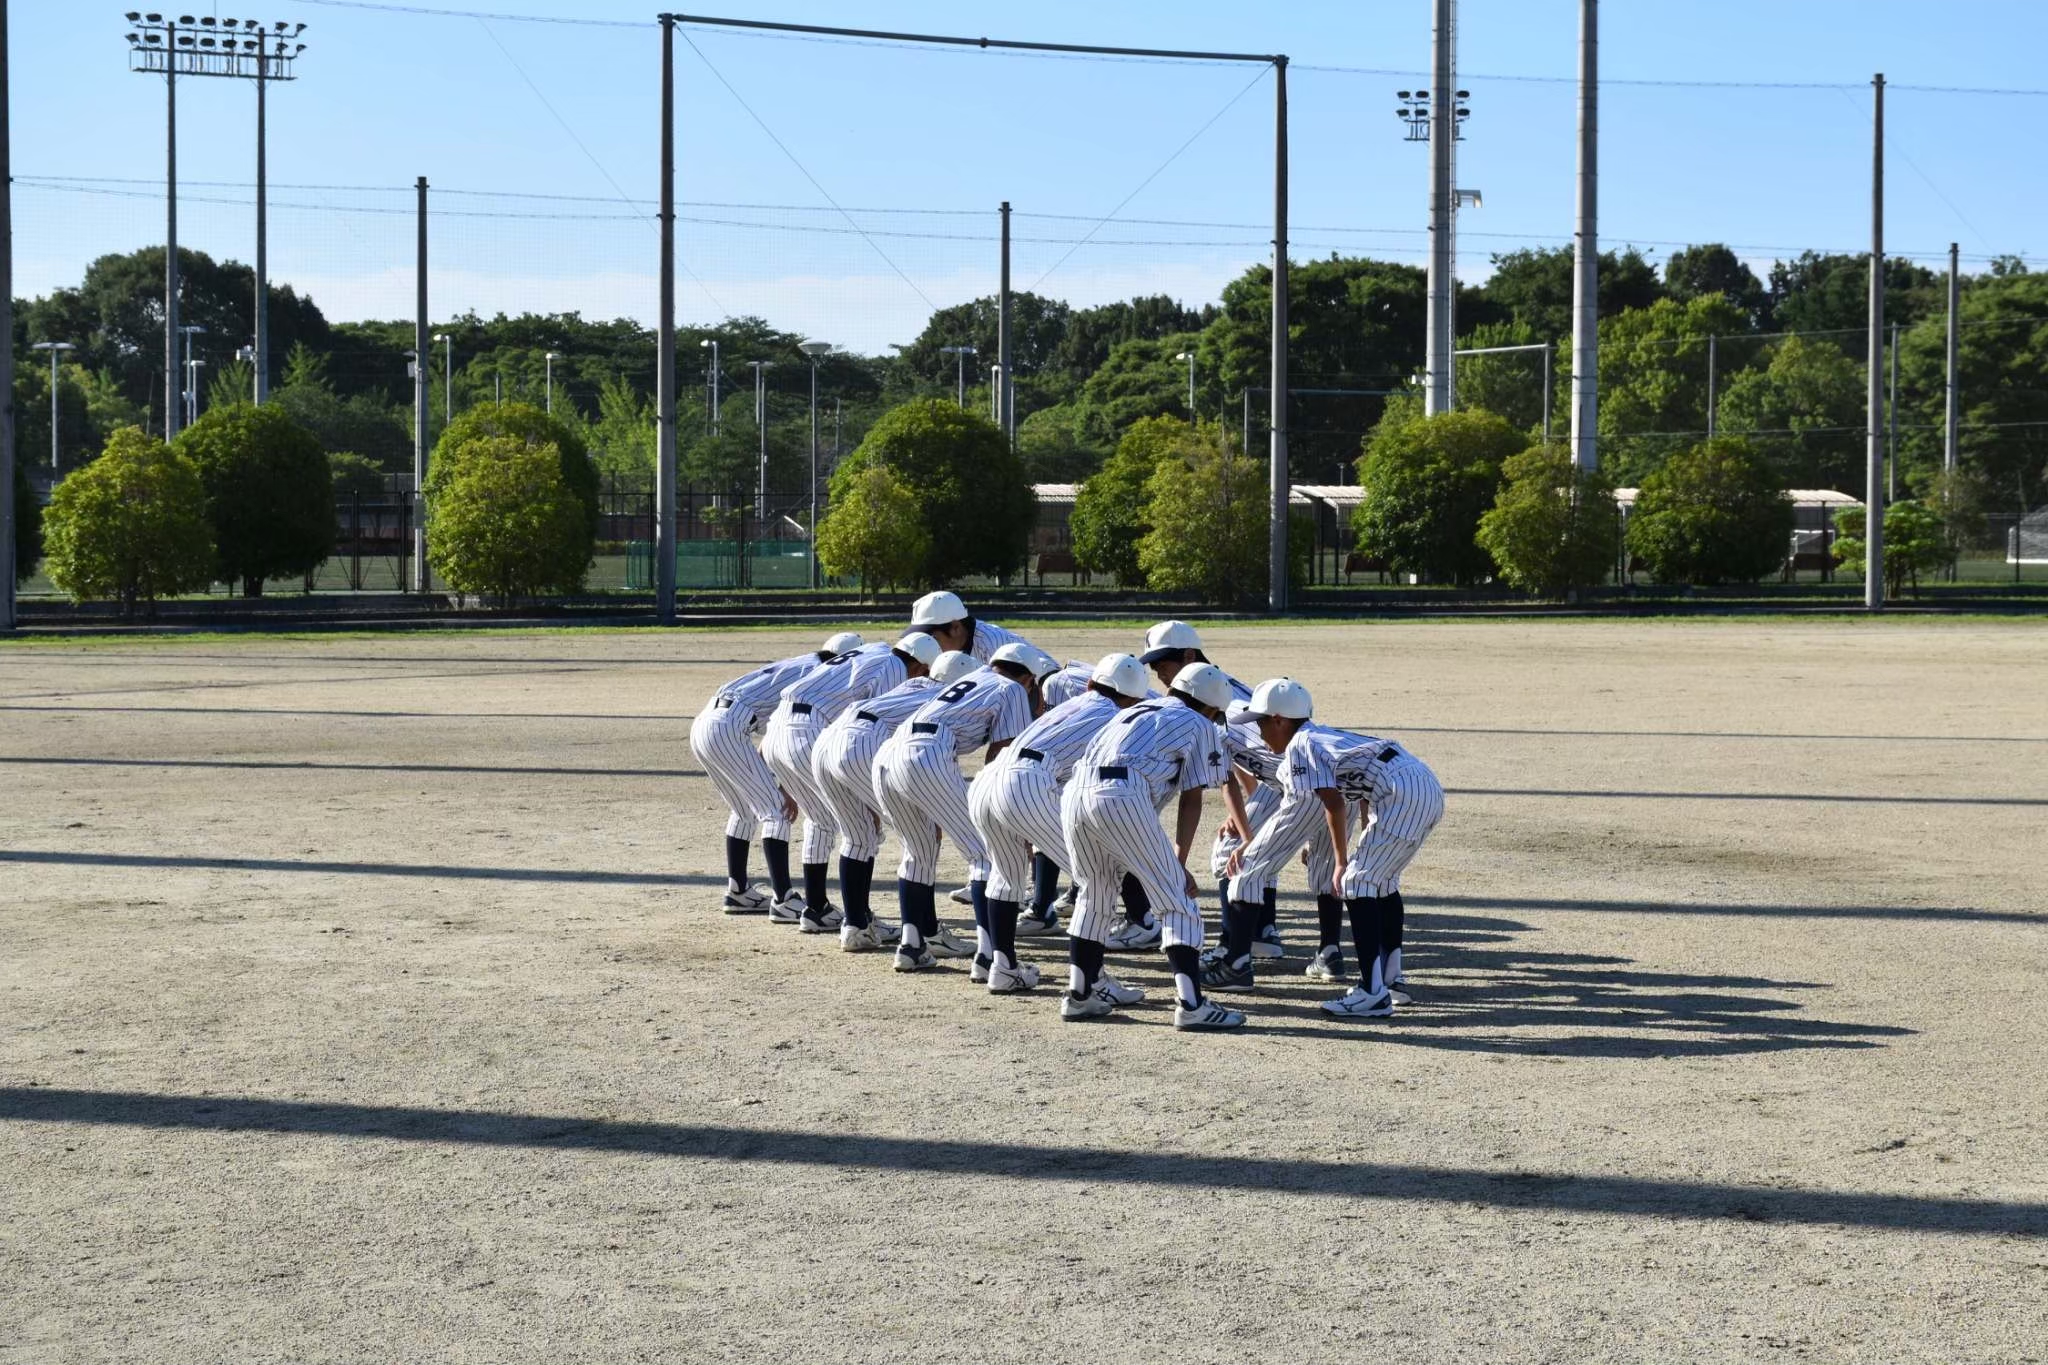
[748,360,776,502]
[31,342,74,474]
[127,15,308,409]
[800,341,833,589]
[179,324,206,427]
[235,343,257,403]
[432,333,452,428]
[544,351,561,415]
[989,363,1003,424]
[938,344,975,407]
[701,338,721,434]
[1176,350,1196,417]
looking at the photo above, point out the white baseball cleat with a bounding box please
[1053,887,1078,915]
[797,904,844,934]
[969,954,992,983]
[1093,972,1146,1007]
[1105,919,1162,952]
[948,885,975,906]
[1060,989,1114,1021]
[1016,906,1062,936]
[893,944,936,973]
[1174,999,1247,1031]
[840,921,885,952]
[1250,924,1286,959]
[1388,985,1414,1006]
[1320,986,1395,1019]
[721,886,772,915]
[988,961,1040,994]
[1303,944,1346,981]
[924,930,975,959]
[767,892,806,924]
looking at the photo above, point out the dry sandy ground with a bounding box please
[2,619,2045,1364]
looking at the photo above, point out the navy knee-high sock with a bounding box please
[969,878,992,959]
[724,836,750,890]
[914,881,940,938]
[762,838,793,898]
[1316,894,1345,950]
[1164,943,1204,1008]
[1121,873,1152,925]
[1345,896,1384,990]
[1380,892,1405,984]
[1227,901,1261,963]
[1031,853,1060,914]
[897,878,923,945]
[1068,936,1106,995]
[1260,886,1278,931]
[991,899,1022,967]
[802,861,830,914]
[839,856,873,928]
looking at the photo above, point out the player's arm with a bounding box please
[1174,787,1206,895]
[1220,777,1255,878]
[985,739,1010,762]
[1316,787,1348,899]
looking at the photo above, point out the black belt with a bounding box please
[1097,765,1129,780]
[854,710,879,724]
[712,696,735,708]
[789,702,813,715]
[1379,746,1400,763]
[911,722,941,735]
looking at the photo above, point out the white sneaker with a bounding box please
[988,961,1040,994]
[1093,972,1146,1007]
[1320,986,1394,1019]
[1250,924,1285,959]
[1017,906,1062,936]
[893,944,935,973]
[925,930,975,959]
[1174,999,1247,1031]
[768,892,806,924]
[798,904,843,933]
[840,921,883,952]
[721,885,772,915]
[1053,887,1078,914]
[969,954,992,983]
[1106,919,1161,952]
[948,884,975,906]
[1304,944,1346,981]
[1061,989,1114,1021]
[1388,985,1413,1006]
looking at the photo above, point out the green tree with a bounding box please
[327,451,387,497]
[1479,245,1664,341]
[42,426,215,615]
[582,373,656,480]
[1053,296,1217,382]
[426,434,591,602]
[1834,500,1951,598]
[1589,295,1752,484]
[174,403,335,597]
[815,463,928,598]
[831,399,1033,584]
[1894,270,2048,506]
[1767,251,1941,338]
[1014,403,1109,483]
[1475,445,1621,595]
[1663,243,1766,326]
[1625,437,1794,585]
[271,342,413,470]
[1353,408,1524,584]
[1136,424,1274,606]
[1452,319,1551,437]
[1070,415,1193,586]
[1712,334,1867,490]
[12,457,42,584]
[432,401,599,556]
[1070,331,1204,441]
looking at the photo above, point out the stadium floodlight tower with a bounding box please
[800,340,834,589]
[125,14,309,419]
[30,342,75,473]
[938,345,975,408]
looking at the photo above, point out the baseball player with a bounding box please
[1237,678,1445,1018]
[872,645,1042,973]
[689,630,865,915]
[1014,655,1136,935]
[811,649,976,952]
[1060,662,1244,1031]
[905,589,1036,662]
[762,632,944,931]
[968,653,1150,995]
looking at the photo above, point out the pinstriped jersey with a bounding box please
[713,652,826,730]
[1039,661,1095,709]
[1284,726,1423,804]
[1005,690,1119,782]
[1079,697,1229,808]
[1221,700,1285,788]
[778,642,907,723]
[966,619,1033,662]
[905,667,1031,755]
[820,675,938,743]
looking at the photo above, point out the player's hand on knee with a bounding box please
[780,790,798,822]
[1183,867,1198,897]
[1224,848,1245,878]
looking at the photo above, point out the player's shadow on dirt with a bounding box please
[1230,906,1912,1059]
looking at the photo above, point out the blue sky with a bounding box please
[17,0,2048,354]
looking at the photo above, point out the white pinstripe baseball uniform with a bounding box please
[873,667,1031,885]
[1221,711,1347,900]
[761,643,908,866]
[1037,661,1096,709]
[688,652,820,841]
[1284,727,1445,897]
[1062,697,1229,950]
[960,619,1033,663]
[968,689,1118,903]
[810,676,938,862]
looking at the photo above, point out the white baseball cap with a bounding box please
[909,590,969,628]
[823,631,865,655]
[930,650,980,685]
[1090,652,1149,700]
[1169,661,1233,712]
[1140,619,1204,664]
[991,641,1059,680]
[893,632,942,669]
[1245,677,1313,720]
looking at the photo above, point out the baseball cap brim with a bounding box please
[1138,646,1181,665]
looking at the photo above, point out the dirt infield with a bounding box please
[3,619,2045,1364]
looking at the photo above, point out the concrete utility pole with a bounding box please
[998,202,1014,445]
[165,21,180,439]
[2,0,15,633]
[413,177,428,592]
[749,360,775,501]
[1423,0,1455,415]
[1944,242,1960,473]
[1865,72,1886,611]
[700,338,720,433]
[1705,334,1718,438]
[31,343,74,473]
[655,14,678,624]
[1267,56,1290,612]
[1569,0,1599,471]
[1887,322,1899,500]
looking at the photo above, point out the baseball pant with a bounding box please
[1227,786,1350,902]
[1342,759,1445,897]
[761,711,837,866]
[969,756,1071,904]
[874,735,990,885]
[1062,772,1204,951]
[811,724,888,861]
[1209,781,1280,882]
[689,702,791,842]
